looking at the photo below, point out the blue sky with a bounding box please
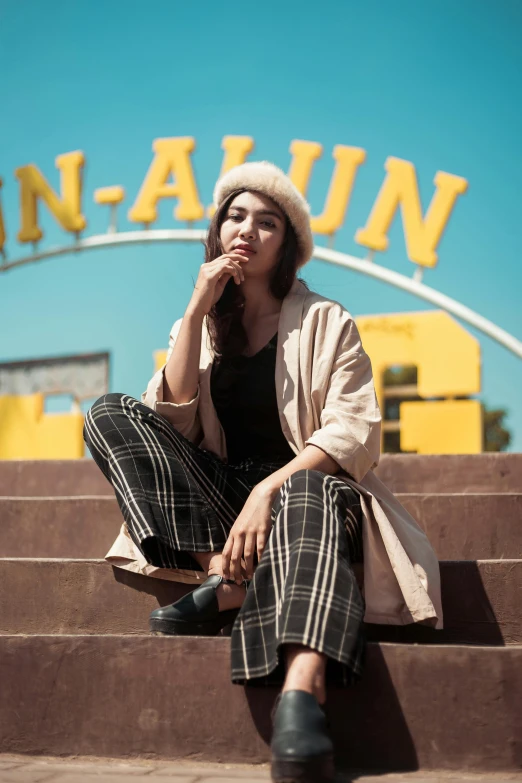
[1,0,521,450]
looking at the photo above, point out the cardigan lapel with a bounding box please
[275,278,307,456]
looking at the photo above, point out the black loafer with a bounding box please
[270,690,335,783]
[149,574,245,636]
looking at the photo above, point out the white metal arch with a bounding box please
[2,229,521,359]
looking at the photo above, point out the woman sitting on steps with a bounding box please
[84,160,443,783]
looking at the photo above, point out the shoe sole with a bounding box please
[149,608,240,637]
[271,754,335,783]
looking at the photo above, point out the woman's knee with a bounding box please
[83,392,128,443]
[272,469,329,524]
[276,469,361,526]
[282,468,328,496]
[285,469,360,510]
[89,392,127,413]
[87,392,136,421]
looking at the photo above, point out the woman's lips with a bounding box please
[235,247,255,255]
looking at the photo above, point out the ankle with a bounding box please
[214,580,246,612]
[282,645,327,706]
[282,679,326,706]
[207,553,225,577]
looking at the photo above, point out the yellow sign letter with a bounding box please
[207,135,255,218]
[218,135,255,174]
[288,140,366,236]
[16,151,87,243]
[288,140,323,194]
[129,137,204,224]
[355,157,468,268]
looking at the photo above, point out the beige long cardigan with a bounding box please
[106,279,443,630]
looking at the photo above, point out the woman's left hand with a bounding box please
[222,482,278,583]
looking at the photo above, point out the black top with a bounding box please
[210,332,295,465]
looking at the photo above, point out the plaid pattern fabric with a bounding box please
[84,392,366,687]
[232,469,365,687]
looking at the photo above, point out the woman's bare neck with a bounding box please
[241,278,281,323]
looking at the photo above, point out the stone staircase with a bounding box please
[0,454,521,772]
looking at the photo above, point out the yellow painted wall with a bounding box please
[357,310,482,453]
[0,393,84,459]
[154,349,168,372]
[400,399,483,453]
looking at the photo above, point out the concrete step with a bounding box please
[0,635,520,771]
[2,493,521,561]
[2,453,521,497]
[1,558,520,645]
[0,496,123,559]
[3,758,522,783]
[375,453,522,493]
[0,459,111,497]
[398,492,522,560]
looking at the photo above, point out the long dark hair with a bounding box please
[204,188,300,358]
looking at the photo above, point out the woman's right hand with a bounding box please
[188,253,248,316]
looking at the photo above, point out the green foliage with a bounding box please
[483,407,511,452]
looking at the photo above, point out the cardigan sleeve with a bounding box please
[140,317,202,441]
[305,315,381,483]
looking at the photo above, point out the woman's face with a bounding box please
[219,190,286,278]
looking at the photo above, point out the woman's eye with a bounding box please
[227,215,275,228]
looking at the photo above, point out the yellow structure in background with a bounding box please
[357,310,482,453]
[154,349,168,372]
[15,151,87,243]
[354,157,468,267]
[9,135,468,271]
[400,399,482,453]
[0,394,84,459]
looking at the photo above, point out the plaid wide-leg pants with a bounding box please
[84,392,366,687]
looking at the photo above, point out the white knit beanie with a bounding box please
[213,161,314,268]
